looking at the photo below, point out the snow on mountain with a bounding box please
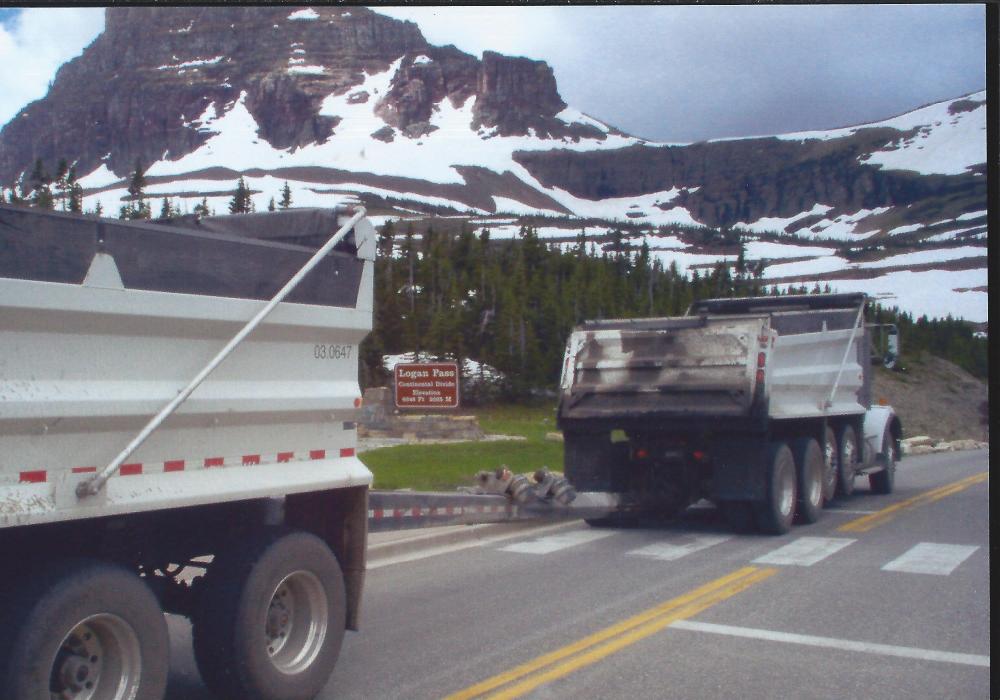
[0,6,984,322]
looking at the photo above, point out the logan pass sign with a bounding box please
[394,362,460,409]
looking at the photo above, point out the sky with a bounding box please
[0,4,987,143]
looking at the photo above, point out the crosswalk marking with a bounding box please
[752,536,855,567]
[627,536,732,561]
[882,543,979,576]
[671,620,990,668]
[500,529,616,554]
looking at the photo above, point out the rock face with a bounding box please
[513,130,986,230]
[0,6,574,183]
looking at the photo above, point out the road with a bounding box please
[165,449,989,700]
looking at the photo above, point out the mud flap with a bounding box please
[710,438,769,502]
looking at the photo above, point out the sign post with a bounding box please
[394,362,460,409]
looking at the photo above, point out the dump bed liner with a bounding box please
[0,205,362,306]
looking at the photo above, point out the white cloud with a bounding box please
[0,8,104,125]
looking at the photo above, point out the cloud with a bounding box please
[0,8,104,125]
[375,5,985,142]
[0,6,985,144]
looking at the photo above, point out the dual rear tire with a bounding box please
[0,559,169,700]
[193,528,347,700]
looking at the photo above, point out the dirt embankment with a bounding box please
[872,354,989,443]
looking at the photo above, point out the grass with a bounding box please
[358,402,564,491]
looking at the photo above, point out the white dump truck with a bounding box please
[0,205,375,699]
[557,293,902,534]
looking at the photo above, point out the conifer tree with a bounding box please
[268,197,276,212]
[121,160,150,219]
[30,159,54,210]
[228,177,252,214]
[158,197,173,219]
[279,181,292,208]
[193,197,211,217]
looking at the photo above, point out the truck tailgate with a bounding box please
[559,316,766,421]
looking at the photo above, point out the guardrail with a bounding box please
[367,489,625,533]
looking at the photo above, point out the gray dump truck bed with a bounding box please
[559,293,870,426]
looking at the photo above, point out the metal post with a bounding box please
[825,301,866,411]
[78,208,367,497]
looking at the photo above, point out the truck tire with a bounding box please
[821,426,838,504]
[792,437,824,524]
[0,558,169,700]
[755,442,797,535]
[836,425,859,497]
[869,433,897,495]
[192,528,347,700]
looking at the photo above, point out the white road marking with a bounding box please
[367,522,579,570]
[825,509,878,515]
[500,529,616,554]
[627,536,732,561]
[671,620,989,668]
[752,536,855,566]
[882,543,979,576]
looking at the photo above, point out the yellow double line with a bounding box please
[839,471,989,533]
[445,565,777,700]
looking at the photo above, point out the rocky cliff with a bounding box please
[0,6,586,184]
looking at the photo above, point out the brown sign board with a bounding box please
[394,362,460,409]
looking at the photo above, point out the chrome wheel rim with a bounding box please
[50,614,141,700]
[265,570,328,675]
[808,460,823,508]
[778,461,795,519]
[823,438,837,495]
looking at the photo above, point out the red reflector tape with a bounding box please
[277,452,294,463]
[19,470,46,483]
[164,460,185,472]
[120,463,142,476]
[340,447,355,458]
[72,466,97,474]
[242,455,261,466]
[309,450,326,460]
[204,457,224,468]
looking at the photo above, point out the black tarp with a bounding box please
[0,205,362,307]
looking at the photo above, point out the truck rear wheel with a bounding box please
[836,425,859,497]
[755,442,797,535]
[792,437,824,524]
[192,528,347,700]
[0,558,169,700]
[821,426,838,504]
[869,433,897,494]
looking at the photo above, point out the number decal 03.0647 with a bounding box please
[313,344,352,360]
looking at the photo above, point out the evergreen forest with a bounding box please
[360,221,988,398]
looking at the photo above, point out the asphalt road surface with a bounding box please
[166,449,989,700]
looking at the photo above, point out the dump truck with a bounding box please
[557,293,902,534]
[0,205,375,699]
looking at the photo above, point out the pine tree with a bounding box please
[279,181,292,208]
[54,159,70,209]
[193,197,211,217]
[158,197,172,220]
[229,177,252,214]
[68,182,84,213]
[93,201,104,218]
[120,160,150,219]
[268,197,276,212]
[30,159,54,210]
